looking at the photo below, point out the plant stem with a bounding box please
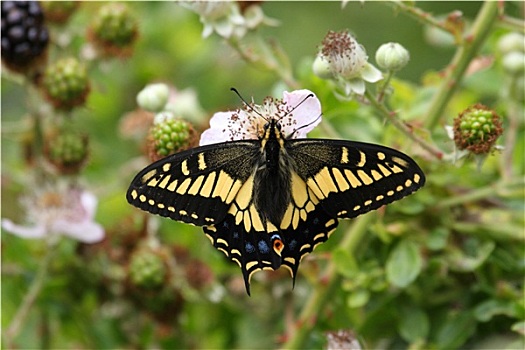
[364,90,444,160]
[376,70,394,103]
[497,15,525,33]
[435,176,525,209]
[4,245,54,348]
[388,1,455,36]
[227,37,299,89]
[281,214,374,350]
[424,1,500,130]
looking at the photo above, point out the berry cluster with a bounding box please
[148,118,195,161]
[453,104,503,155]
[1,1,49,73]
[42,57,90,110]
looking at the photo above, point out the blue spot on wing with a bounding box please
[245,242,255,253]
[258,240,270,254]
[289,239,297,251]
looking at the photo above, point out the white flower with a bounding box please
[2,185,104,244]
[181,1,278,39]
[315,30,382,95]
[200,89,322,146]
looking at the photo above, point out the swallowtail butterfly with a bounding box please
[127,91,425,295]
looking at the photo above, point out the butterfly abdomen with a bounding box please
[254,132,292,226]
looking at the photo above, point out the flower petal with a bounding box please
[282,90,322,137]
[200,111,237,146]
[1,219,46,239]
[80,191,98,220]
[347,79,366,95]
[53,220,105,243]
[361,63,383,83]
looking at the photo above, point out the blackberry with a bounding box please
[88,3,138,57]
[147,115,196,162]
[453,104,503,155]
[1,1,49,73]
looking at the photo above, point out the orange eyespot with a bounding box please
[273,238,284,255]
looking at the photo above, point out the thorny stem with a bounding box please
[364,90,445,160]
[424,1,500,130]
[281,214,374,350]
[388,1,459,38]
[4,244,55,348]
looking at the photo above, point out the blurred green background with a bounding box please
[2,1,524,349]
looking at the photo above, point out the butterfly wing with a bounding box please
[126,140,260,226]
[287,139,425,218]
[277,139,426,277]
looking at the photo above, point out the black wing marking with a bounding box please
[286,139,426,220]
[203,214,281,296]
[126,140,260,226]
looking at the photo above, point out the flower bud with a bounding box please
[375,42,410,71]
[137,83,170,113]
[497,32,525,55]
[502,51,525,74]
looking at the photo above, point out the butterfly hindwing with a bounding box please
[127,117,427,295]
[126,140,260,226]
[286,139,426,219]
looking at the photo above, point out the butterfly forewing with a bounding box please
[286,139,425,220]
[126,141,260,226]
[127,118,426,295]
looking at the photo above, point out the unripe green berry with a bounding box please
[375,42,410,71]
[89,3,138,56]
[453,104,503,154]
[129,249,167,289]
[41,1,79,24]
[42,57,90,110]
[148,116,195,161]
[45,128,88,174]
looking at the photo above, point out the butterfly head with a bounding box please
[200,89,322,146]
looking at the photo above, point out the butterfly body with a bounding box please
[127,117,425,295]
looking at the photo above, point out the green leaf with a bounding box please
[434,311,476,350]
[398,307,430,343]
[332,248,358,279]
[347,289,370,308]
[447,240,495,272]
[426,227,449,251]
[511,321,525,336]
[474,299,520,322]
[386,240,423,288]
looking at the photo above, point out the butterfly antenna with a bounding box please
[283,93,314,119]
[230,87,267,121]
[288,112,322,138]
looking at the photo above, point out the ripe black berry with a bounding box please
[1,1,49,72]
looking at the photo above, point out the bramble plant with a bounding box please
[2,2,524,349]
